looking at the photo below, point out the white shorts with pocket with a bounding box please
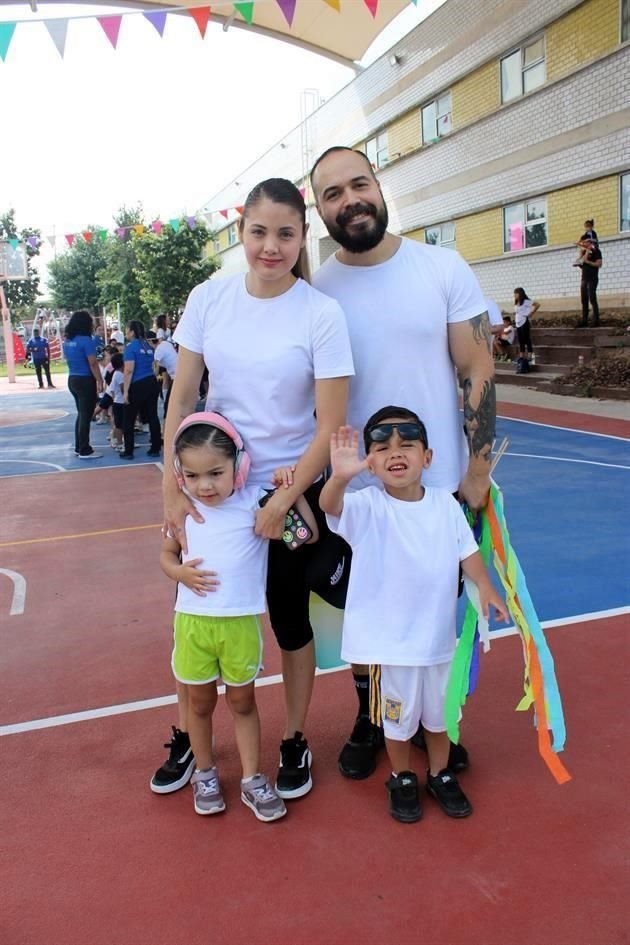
[379,662,452,741]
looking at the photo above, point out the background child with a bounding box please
[107,352,125,451]
[573,218,598,266]
[160,411,316,822]
[493,314,516,360]
[320,407,507,824]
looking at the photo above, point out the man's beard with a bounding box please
[325,200,389,253]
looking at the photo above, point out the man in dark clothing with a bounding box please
[26,328,55,388]
[579,240,602,326]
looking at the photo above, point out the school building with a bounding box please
[202,0,630,310]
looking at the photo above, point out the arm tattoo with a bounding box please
[470,312,493,354]
[462,377,496,463]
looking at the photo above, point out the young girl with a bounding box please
[107,352,125,451]
[513,287,540,365]
[153,178,353,802]
[160,411,318,821]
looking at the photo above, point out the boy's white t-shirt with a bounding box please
[326,486,479,666]
[174,275,354,486]
[108,369,125,404]
[175,486,268,617]
[514,300,534,328]
[313,238,486,493]
[154,340,178,378]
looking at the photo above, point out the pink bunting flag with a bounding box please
[115,227,127,239]
[151,220,163,235]
[363,0,379,16]
[186,216,197,230]
[65,234,75,247]
[83,231,93,243]
[275,0,297,26]
[27,236,38,249]
[97,16,122,50]
[188,6,211,39]
[219,210,229,219]
[44,19,69,59]
[299,187,306,198]
[143,11,168,37]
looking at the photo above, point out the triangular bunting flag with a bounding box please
[65,234,75,247]
[44,19,69,59]
[188,6,211,39]
[275,0,297,26]
[27,236,38,249]
[235,206,244,215]
[8,238,20,250]
[98,230,108,242]
[169,219,181,232]
[98,16,122,50]
[133,224,145,235]
[234,3,255,25]
[143,11,168,37]
[115,227,127,239]
[0,22,17,62]
[321,0,341,10]
[363,0,379,16]
[186,216,197,230]
[219,210,229,219]
[299,187,306,198]
[47,235,57,248]
[83,231,93,243]
[151,220,163,234]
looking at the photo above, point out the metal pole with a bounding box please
[0,280,16,383]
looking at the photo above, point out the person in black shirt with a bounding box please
[579,240,602,326]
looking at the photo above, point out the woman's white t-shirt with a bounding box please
[174,275,354,486]
[514,300,534,328]
[326,486,479,666]
[175,487,267,617]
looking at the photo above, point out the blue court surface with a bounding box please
[1,388,629,628]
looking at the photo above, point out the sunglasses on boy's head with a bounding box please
[366,422,428,447]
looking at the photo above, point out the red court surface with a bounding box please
[1,405,629,945]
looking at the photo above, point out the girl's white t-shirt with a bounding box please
[173,275,354,486]
[514,300,534,328]
[326,486,479,666]
[175,486,268,617]
[108,369,125,404]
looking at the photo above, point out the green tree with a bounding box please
[48,228,108,313]
[133,219,220,317]
[96,205,149,326]
[0,209,41,323]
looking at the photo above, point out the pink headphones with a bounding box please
[173,411,251,490]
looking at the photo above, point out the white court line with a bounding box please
[0,461,161,480]
[503,452,630,471]
[2,607,627,738]
[497,414,629,442]
[0,459,65,471]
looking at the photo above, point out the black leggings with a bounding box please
[517,320,532,354]
[68,374,97,456]
[123,376,161,454]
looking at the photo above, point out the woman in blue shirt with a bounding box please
[63,310,103,458]
[120,319,162,459]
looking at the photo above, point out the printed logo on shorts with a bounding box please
[384,698,402,724]
[330,556,346,586]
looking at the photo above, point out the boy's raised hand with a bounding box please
[330,426,368,482]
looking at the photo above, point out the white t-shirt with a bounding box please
[174,275,354,486]
[485,298,502,328]
[313,238,486,493]
[154,340,178,378]
[514,300,534,328]
[108,369,125,404]
[175,486,268,617]
[326,486,479,666]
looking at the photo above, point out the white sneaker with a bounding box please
[78,452,103,460]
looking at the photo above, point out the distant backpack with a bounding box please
[516,357,530,374]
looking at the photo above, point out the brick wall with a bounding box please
[387,109,421,160]
[451,59,501,129]
[547,176,620,244]
[456,208,504,259]
[546,0,620,82]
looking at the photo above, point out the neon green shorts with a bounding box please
[171,612,263,686]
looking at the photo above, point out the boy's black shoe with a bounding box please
[150,726,195,794]
[426,768,472,818]
[276,731,312,799]
[385,771,422,823]
[410,724,470,772]
[338,714,384,779]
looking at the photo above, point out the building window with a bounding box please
[501,36,545,102]
[228,224,237,246]
[366,132,389,169]
[623,0,630,43]
[503,198,547,252]
[425,222,456,250]
[422,92,452,143]
[621,173,630,231]
[213,239,221,254]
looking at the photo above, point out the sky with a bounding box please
[0,0,446,287]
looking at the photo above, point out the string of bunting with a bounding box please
[7,187,307,251]
[0,0,420,62]
[445,480,571,785]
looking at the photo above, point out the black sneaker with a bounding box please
[338,714,384,780]
[149,726,195,794]
[410,724,469,772]
[385,771,422,823]
[426,768,472,818]
[275,731,312,799]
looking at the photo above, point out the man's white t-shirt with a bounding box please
[154,340,178,378]
[174,275,354,486]
[175,486,267,617]
[514,300,534,328]
[485,298,502,328]
[326,487,479,666]
[313,238,486,493]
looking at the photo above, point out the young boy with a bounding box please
[493,314,516,360]
[320,406,507,824]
